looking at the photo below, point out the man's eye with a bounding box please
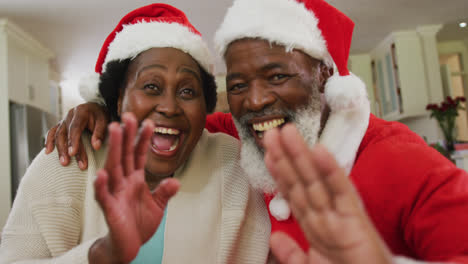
[270,74,288,82]
[228,83,247,94]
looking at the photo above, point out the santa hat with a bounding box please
[215,0,370,175]
[79,3,213,103]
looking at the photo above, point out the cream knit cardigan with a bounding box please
[0,131,271,264]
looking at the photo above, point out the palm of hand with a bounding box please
[265,125,391,264]
[94,114,179,263]
[103,170,164,260]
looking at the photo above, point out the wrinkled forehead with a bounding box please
[224,38,322,71]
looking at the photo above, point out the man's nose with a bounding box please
[244,80,276,112]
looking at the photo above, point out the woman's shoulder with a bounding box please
[18,133,105,203]
[200,129,241,158]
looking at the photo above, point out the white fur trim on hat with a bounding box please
[78,72,106,105]
[104,22,213,73]
[393,256,448,264]
[319,73,370,174]
[214,0,333,67]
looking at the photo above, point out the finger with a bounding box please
[75,141,88,170]
[68,109,89,157]
[45,125,58,154]
[278,125,331,210]
[94,169,115,214]
[105,122,125,192]
[270,232,308,264]
[55,122,70,166]
[151,178,180,210]
[310,145,352,196]
[263,128,298,196]
[91,110,109,150]
[134,119,154,170]
[121,113,138,176]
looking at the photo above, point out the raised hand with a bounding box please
[263,124,392,264]
[45,102,110,170]
[90,112,179,264]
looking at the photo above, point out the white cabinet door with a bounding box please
[7,39,28,104]
[27,53,50,111]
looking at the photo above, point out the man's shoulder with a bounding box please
[354,115,461,183]
[360,115,426,151]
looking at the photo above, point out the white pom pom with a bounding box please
[269,194,291,221]
[319,72,371,174]
[78,72,105,105]
[325,72,368,111]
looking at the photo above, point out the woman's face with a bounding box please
[119,47,207,180]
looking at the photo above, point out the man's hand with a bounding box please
[89,113,179,264]
[264,124,392,264]
[45,102,109,170]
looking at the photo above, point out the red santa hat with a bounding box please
[79,3,213,103]
[215,0,370,174]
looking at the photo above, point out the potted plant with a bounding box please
[426,96,466,158]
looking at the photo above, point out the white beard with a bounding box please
[233,94,322,194]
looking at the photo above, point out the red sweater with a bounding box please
[205,112,468,263]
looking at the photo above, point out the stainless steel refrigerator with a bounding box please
[9,102,58,202]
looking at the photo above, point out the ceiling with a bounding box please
[1,0,468,80]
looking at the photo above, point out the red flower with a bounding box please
[447,96,455,106]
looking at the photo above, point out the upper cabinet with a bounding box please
[0,19,54,113]
[370,31,430,121]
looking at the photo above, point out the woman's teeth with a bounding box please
[154,127,180,135]
[168,137,179,151]
[252,118,285,132]
[153,127,181,152]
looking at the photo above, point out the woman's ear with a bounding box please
[117,89,123,117]
[318,63,334,93]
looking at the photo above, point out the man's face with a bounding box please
[224,38,326,193]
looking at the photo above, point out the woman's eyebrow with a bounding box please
[137,64,167,78]
[178,66,201,83]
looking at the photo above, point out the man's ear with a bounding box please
[318,63,334,93]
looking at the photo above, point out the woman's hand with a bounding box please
[264,124,392,264]
[89,112,179,264]
[45,102,110,170]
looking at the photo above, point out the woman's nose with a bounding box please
[154,95,182,117]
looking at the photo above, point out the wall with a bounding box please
[0,24,11,233]
[438,40,468,101]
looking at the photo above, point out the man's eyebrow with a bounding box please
[226,72,243,82]
[178,66,201,82]
[260,62,285,72]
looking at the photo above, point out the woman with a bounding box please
[0,4,269,263]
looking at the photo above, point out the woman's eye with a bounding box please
[144,83,160,93]
[180,88,195,98]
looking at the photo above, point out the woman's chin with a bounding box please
[144,159,179,182]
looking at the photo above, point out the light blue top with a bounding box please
[131,209,167,264]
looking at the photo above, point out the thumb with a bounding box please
[270,232,308,264]
[151,178,180,209]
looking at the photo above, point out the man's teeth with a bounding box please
[252,118,285,132]
[154,127,180,135]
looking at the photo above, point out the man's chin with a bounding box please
[238,132,278,194]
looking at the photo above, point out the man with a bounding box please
[47,0,468,263]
